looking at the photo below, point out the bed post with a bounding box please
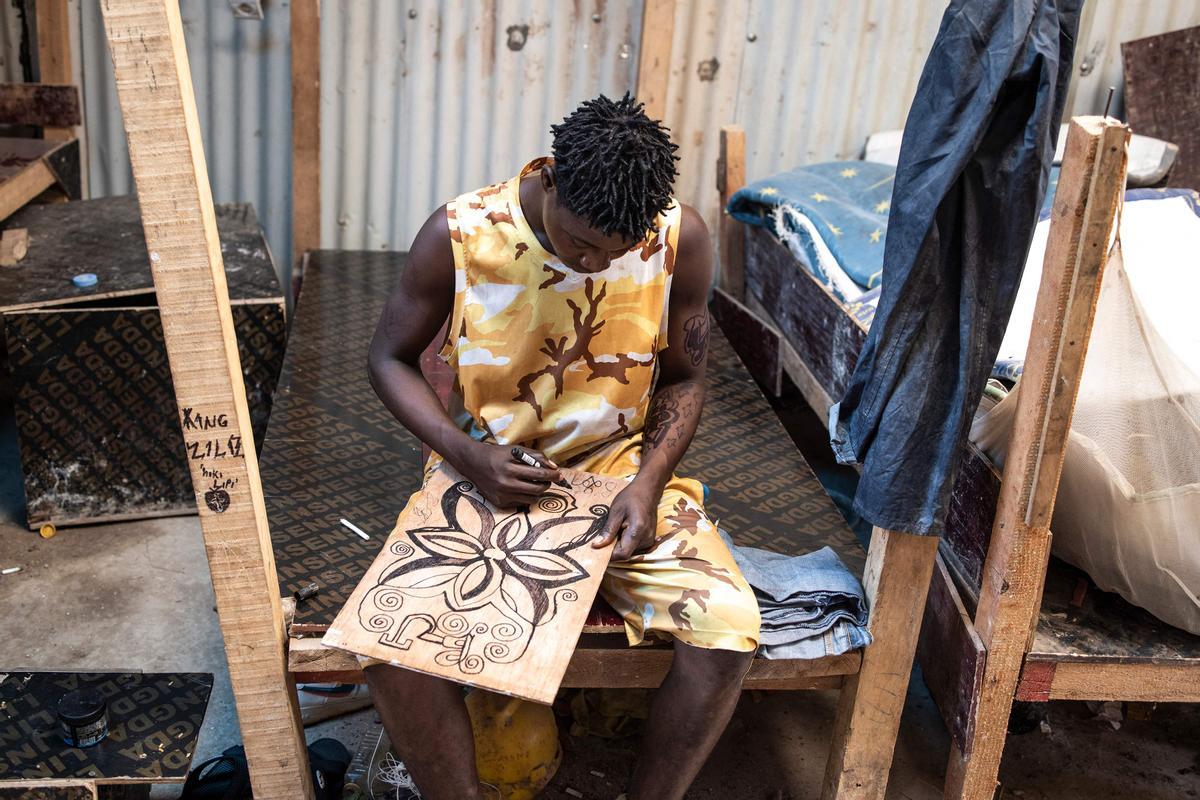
[821,528,939,800]
[636,0,675,122]
[943,117,1129,800]
[35,0,74,142]
[717,125,746,299]
[100,3,315,797]
[291,0,320,268]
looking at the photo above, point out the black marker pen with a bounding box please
[511,447,572,490]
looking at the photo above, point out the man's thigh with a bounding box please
[599,482,761,651]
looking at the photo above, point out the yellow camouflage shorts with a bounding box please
[598,476,760,652]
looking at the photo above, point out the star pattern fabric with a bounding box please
[728,160,896,292]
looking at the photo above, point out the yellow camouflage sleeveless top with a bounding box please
[441,158,681,467]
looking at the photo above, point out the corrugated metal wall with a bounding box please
[0,2,29,83]
[80,0,293,285]
[662,0,948,239]
[321,0,641,253]
[70,0,1200,292]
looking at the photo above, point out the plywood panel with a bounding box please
[915,555,986,754]
[324,464,620,704]
[0,672,211,784]
[0,83,80,127]
[1123,26,1200,189]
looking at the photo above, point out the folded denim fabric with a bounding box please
[756,619,873,661]
[719,531,871,659]
[763,609,868,633]
[720,532,866,605]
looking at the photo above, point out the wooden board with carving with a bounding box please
[324,462,620,704]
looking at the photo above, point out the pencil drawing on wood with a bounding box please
[325,463,621,703]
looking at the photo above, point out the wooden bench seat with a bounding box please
[265,250,866,687]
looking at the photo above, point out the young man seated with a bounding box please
[365,93,761,800]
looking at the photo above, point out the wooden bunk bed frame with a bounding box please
[95,4,1150,800]
[718,119,1200,800]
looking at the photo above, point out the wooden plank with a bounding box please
[940,444,1001,603]
[709,286,782,396]
[563,646,858,690]
[0,83,80,128]
[1123,26,1200,190]
[1016,661,1200,703]
[0,785,97,799]
[915,555,986,756]
[290,636,356,673]
[1029,559,1200,666]
[35,0,75,141]
[821,527,940,800]
[0,159,55,222]
[1014,660,1055,702]
[746,292,835,417]
[323,464,621,705]
[635,0,675,122]
[717,125,746,298]
[290,0,320,264]
[744,225,867,403]
[289,635,860,690]
[99,3,314,798]
[944,117,1129,800]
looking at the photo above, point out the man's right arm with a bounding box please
[366,205,560,506]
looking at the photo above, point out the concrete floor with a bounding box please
[2,411,1199,799]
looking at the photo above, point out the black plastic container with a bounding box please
[58,688,108,747]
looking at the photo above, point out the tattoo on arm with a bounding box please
[682,311,710,367]
[643,401,681,451]
[643,382,702,454]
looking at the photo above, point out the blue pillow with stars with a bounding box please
[727,160,895,291]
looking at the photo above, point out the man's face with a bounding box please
[540,167,640,273]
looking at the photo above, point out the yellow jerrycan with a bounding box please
[467,690,562,799]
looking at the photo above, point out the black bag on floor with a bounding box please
[181,737,351,799]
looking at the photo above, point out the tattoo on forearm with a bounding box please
[643,403,681,450]
[683,311,710,366]
[643,382,702,453]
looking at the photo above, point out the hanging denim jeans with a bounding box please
[829,0,1083,535]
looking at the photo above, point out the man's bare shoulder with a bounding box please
[403,203,455,298]
[672,202,714,288]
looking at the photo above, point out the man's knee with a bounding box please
[673,640,755,687]
[363,661,457,699]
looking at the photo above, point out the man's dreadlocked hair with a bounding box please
[550,93,680,242]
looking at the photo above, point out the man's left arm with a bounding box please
[595,205,713,560]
